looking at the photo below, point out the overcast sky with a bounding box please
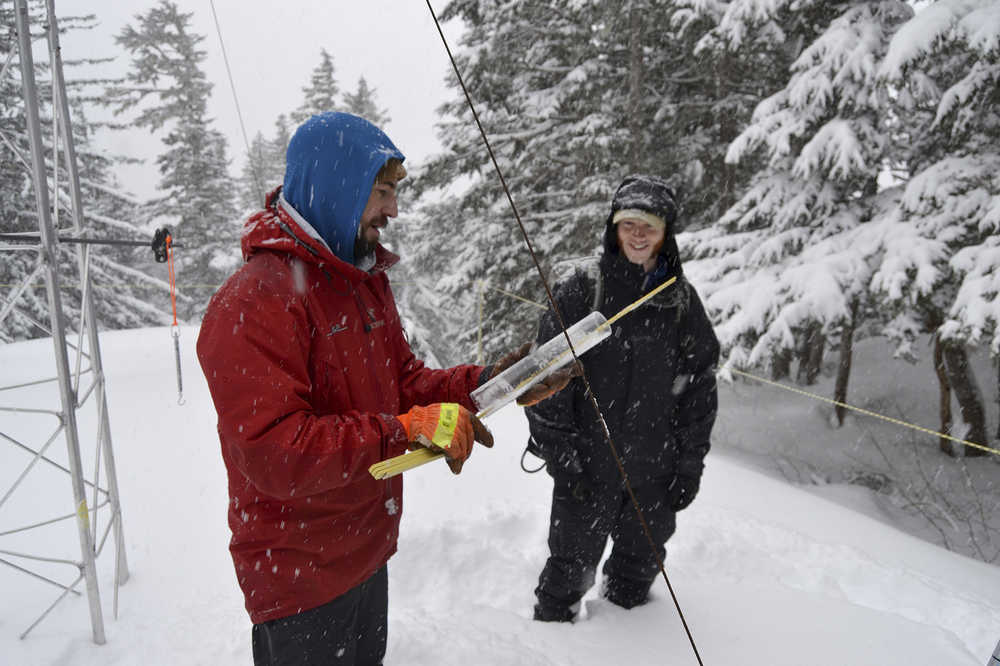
[55,0,464,200]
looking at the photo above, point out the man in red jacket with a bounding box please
[197,112,570,665]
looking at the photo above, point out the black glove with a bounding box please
[667,473,700,511]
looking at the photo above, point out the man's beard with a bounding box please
[354,219,385,260]
[354,234,376,260]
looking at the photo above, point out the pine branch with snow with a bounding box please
[688,1,912,378]
[876,0,1000,355]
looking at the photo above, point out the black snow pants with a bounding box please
[535,474,676,614]
[252,565,388,666]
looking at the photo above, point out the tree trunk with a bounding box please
[626,3,642,172]
[796,322,825,385]
[807,332,826,384]
[772,347,793,380]
[933,334,953,455]
[716,53,738,216]
[833,302,858,426]
[941,341,988,457]
[995,356,999,443]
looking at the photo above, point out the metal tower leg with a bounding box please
[14,0,105,645]
[44,0,130,596]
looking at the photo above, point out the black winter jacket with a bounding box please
[525,237,719,488]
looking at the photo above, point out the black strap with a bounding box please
[520,445,545,474]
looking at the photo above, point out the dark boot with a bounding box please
[532,474,614,625]
[532,602,577,623]
[601,577,652,610]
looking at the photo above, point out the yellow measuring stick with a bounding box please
[369,446,444,479]
[368,277,678,480]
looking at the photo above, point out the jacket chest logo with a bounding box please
[327,310,385,335]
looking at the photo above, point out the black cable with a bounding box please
[208,0,263,203]
[424,3,704,664]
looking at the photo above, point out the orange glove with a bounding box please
[397,403,494,474]
[517,361,583,407]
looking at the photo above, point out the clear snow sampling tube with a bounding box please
[471,310,610,417]
[369,311,612,480]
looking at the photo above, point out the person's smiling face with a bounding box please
[616,218,664,271]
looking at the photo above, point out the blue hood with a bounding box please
[283,112,405,265]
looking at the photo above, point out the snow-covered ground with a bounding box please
[2,327,999,665]
[712,334,1000,565]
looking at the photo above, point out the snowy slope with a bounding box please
[1,327,999,665]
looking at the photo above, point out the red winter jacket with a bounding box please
[197,191,484,623]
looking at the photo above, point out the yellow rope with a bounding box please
[487,286,547,309]
[729,368,1000,457]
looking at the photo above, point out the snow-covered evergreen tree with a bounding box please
[235,115,290,215]
[405,0,713,360]
[669,0,841,230]
[684,1,912,390]
[0,1,39,341]
[291,49,340,124]
[269,113,292,183]
[1,4,172,341]
[874,0,999,452]
[237,131,270,212]
[65,102,175,334]
[107,0,239,318]
[401,0,810,364]
[342,76,390,126]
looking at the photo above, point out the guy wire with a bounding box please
[424,3,704,664]
[208,0,263,203]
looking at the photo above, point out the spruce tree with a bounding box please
[291,49,340,124]
[0,1,38,341]
[238,120,289,210]
[1,4,171,341]
[669,0,821,229]
[269,114,292,184]
[342,76,390,126]
[238,131,270,211]
[683,1,912,387]
[65,102,174,332]
[402,0,793,362]
[107,0,239,318]
[405,0,696,360]
[874,0,999,453]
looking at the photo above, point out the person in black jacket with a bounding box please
[526,174,719,622]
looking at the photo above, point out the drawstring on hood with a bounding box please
[282,112,405,265]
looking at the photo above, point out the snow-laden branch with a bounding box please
[947,236,1000,351]
[881,0,997,80]
[869,219,948,302]
[792,119,867,180]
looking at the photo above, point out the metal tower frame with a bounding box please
[1,0,129,644]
